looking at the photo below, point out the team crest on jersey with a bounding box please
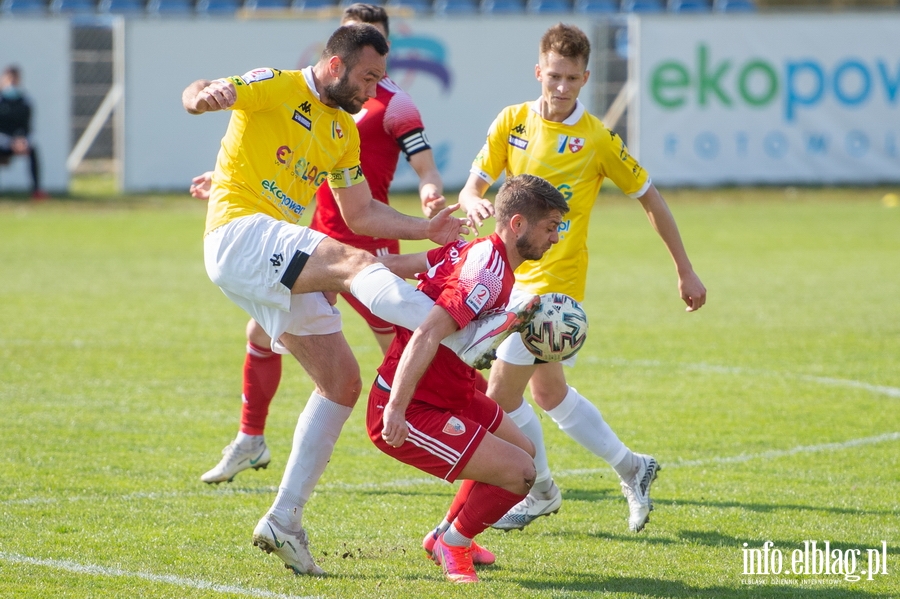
[508,134,528,150]
[240,68,275,85]
[464,283,491,314]
[332,121,344,139]
[443,417,466,436]
[292,110,312,130]
[558,135,585,153]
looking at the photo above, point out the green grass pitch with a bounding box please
[1,185,898,598]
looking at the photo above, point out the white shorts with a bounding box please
[204,214,342,354]
[496,288,578,367]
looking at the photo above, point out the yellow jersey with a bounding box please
[205,67,365,235]
[471,100,650,301]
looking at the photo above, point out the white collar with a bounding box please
[529,98,585,126]
[302,66,320,100]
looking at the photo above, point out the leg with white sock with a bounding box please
[532,364,660,532]
[252,331,362,575]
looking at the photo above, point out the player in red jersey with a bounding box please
[194,4,449,486]
[367,174,569,583]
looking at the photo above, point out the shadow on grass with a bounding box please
[517,577,894,598]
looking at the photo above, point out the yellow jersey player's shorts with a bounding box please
[204,214,342,353]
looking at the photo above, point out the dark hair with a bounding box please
[341,3,389,38]
[495,174,569,226]
[3,65,21,82]
[540,23,591,66]
[322,23,389,72]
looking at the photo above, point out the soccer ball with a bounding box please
[520,293,588,362]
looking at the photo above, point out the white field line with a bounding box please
[0,552,318,599]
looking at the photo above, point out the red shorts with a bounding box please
[339,243,399,334]
[367,375,503,482]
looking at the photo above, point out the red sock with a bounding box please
[240,342,282,435]
[453,483,527,539]
[444,479,477,523]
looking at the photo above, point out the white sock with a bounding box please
[273,392,352,524]
[349,263,485,355]
[442,523,472,548]
[545,386,633,476]
[349,263,433,331]
[507,400,552,494]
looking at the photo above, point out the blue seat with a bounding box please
[714,0,754,11]
[434,0,477,13]
[621,0,663,11]
[147,0,193,12]
[290,0,335,9]
[4,0,49,12]
[574,0,617,13]
[669,0,708,11]
[480,0,524,13]
[249,0,288,7]
[50,0,95,12]
[197,0,240,12]
[527,0,571,12]
[99,0,145,12]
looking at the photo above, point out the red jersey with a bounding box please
[310,76,430,253]
[377,233,515,409]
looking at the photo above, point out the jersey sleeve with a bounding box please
[598,129,651,198]
[327,117,366,190]
[227,68,288,113]
[383,90,430,159]
[434,240,506,330]
[469,108,513,185]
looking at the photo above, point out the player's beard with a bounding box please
[325,72,364,114]
[516,231,550,261]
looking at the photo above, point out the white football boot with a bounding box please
[200,439,271,484]
[252,512,325,576]
[492,481,562,531]
[451,295,542,370]
[620,454,660,532]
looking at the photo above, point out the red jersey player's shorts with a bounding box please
[338,242,400,334]
[367,375,503,482]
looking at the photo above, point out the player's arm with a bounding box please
[408,149,446,218]
[333,181,468,245]
[377,251,428,280]
[381,305,459,447]
[458,172,493,235]
[182,79,236,114]
[190,171,214,200]
[637,184,707,312]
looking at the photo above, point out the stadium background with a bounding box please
[0,0,898,195]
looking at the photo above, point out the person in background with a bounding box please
[0,65,47,200]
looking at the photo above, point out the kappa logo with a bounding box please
[464,283,491,314]
[299,101,312,115]
[442,417,466,436]
[512,123,526,135]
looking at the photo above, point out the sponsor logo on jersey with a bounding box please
[465,283,491,314]
[299,101,312,115]
[557,135,585,153]
[558,219,572,233]
[292,110,312,130]
[442,417,466,436]
[262,179,305,217]
[332,121,344,139]
[240,68,275,85]
[508,134,528,150]
[275,146,292,164]
[512,123,526,135]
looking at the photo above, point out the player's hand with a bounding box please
[196,79,236,112]
[381,403,409,447]
[189,171,213,200]
[427,203,470,245]
[463,198,494,235]
[680,270,707,312]
[421,185,446,219]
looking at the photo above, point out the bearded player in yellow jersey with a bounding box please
[182,24,538,576]
[455,23,707,536]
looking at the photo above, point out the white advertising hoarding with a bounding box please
[632,14,900,186]
[0,18,70,194]
[124,16,593,193]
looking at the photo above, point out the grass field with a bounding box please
[1,186,898,598]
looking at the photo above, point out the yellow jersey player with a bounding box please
[455,23,707,536]
[182,24,536,577]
